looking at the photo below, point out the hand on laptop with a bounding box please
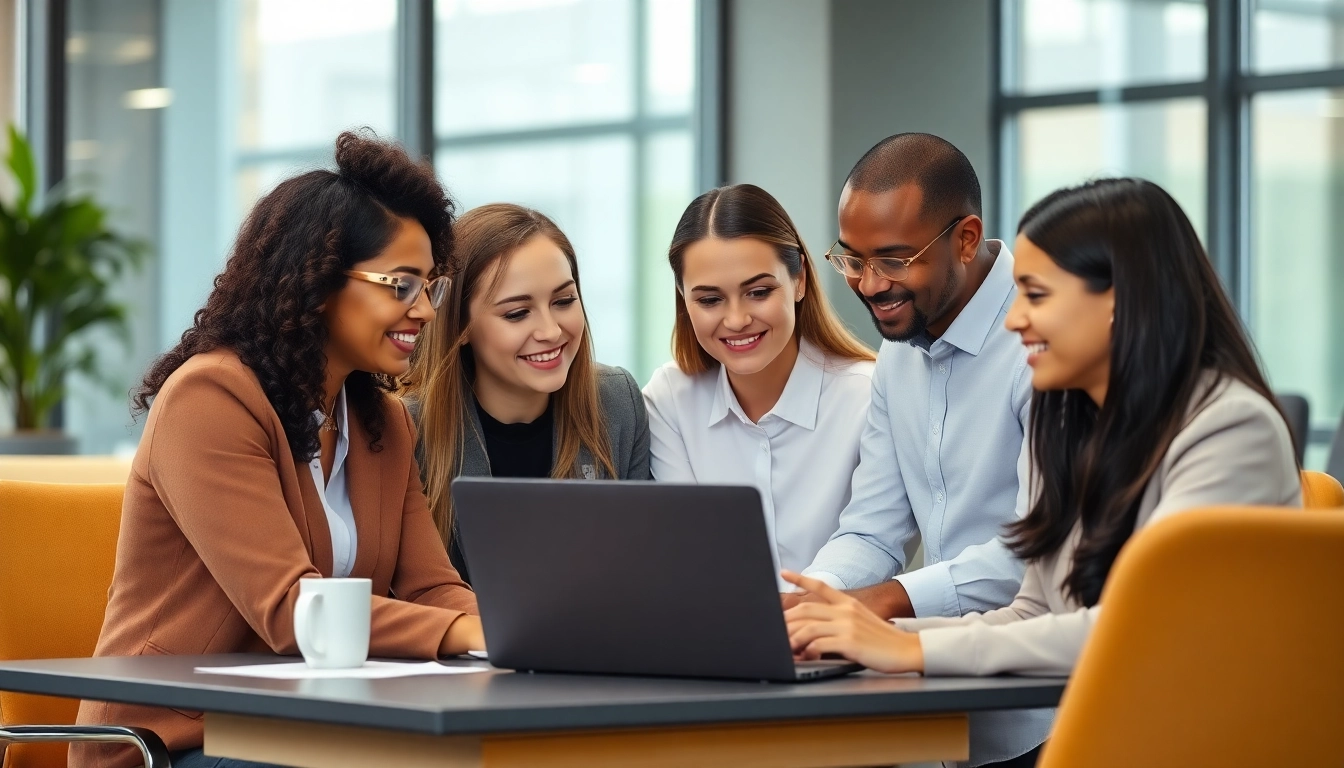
[781,579,914,619]
[781,571,925,675]
[780,589,818,610]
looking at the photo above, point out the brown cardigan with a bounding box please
[71,350,477,768]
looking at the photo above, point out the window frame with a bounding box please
[231,0,722,381]
[992,0,1344,449]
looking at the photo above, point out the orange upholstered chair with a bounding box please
[0,480,168,768]
[1301,469,1344,509]
[1039,507,1344,767]
[0,456,132,484]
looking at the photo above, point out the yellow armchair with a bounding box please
[1301,469,1344,509]
[1040,507,1344,767]
[0,480,168,768]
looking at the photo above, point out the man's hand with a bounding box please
[846,580,916,620]
[781,571,925,675]
[781,577,916,619]
[780,586,825,610]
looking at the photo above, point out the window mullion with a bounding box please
[1207,0,1244,313]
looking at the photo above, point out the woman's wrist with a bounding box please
[439,613,485,657]
[908,630,926,674]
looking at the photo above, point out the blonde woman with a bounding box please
[405,204,650,584]
[642,184,876,585]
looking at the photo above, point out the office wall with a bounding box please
[0,0,13,116]
[0,0,15,203]
[726,0,833,260]
[62,0,162,454]
[829,0,993,342]
[725,0,993,347]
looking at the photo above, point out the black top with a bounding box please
[450,402,555,584]
[476,401,554,479]
[0,654,1068,736]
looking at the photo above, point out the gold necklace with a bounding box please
[319,397,338,432]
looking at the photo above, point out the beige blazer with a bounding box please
[71,350,477,768]
[900,375,1301,677]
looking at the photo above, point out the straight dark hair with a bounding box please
[1005,178,1292,607]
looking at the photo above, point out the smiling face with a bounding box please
[837,183,973,341]
[680,236,804,378]
[1005,234,1115,405]
[466,234,586,419]
[323,215,436,379]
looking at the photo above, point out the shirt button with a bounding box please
[938,364,947,373]
[932,425,939,435]
[760,442,768,451]
[936,492,944,503]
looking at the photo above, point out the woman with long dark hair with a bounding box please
[72,132,481,768]
[782,178,1299,681]
[643,184,874,583]
[404,203,650,585]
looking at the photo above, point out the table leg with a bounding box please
[206,711,969,768]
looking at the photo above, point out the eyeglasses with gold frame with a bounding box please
[344,270,450,309]
[823,216,966,282]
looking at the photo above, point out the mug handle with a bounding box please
[294,591,326,664]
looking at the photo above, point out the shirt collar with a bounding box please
[935,239,1015,357]
[706,339,827,430]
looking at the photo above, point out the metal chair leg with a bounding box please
[0,724,171,767]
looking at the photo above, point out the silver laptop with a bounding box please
[452,477,862,683]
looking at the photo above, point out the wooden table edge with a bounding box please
[205,710,970,768]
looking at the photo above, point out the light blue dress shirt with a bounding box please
[804,240,1031,616]
[802,241,1049,767]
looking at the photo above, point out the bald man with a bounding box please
[793,133,1049,768]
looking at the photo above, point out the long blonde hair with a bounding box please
[405,203,616,548]
[668,184,874,374]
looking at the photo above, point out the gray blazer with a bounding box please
[408,364,651,583]
[899,374,1301,677]
[409,363,652,481]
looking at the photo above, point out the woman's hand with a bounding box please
[781,570,925,675]
[440,614,486,657]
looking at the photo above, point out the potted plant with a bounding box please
[0,124,146,454]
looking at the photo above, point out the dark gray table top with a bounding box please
[0,655,1066,736]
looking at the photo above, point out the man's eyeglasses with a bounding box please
[344,270,450,309]
[824,216,966,282]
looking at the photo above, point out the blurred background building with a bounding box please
[1,0,1341,470]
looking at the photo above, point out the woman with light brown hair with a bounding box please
[405,203,650,585]
[642,184,875,587]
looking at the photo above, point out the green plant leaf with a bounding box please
[0,125,148,429]
[6,124,37,215]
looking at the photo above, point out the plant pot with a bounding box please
[0,430,79,455]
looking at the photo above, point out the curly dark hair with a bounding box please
[134,130,458,460]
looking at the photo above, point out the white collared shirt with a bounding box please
[308,386,357,578]
[643,340,874,588]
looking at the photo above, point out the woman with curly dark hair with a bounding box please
[71,131,483,768]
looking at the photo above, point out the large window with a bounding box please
[57,0,708,453]
[997,0,1344,468]
[433,0,697,378]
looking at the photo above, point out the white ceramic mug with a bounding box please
[293,577,371,669]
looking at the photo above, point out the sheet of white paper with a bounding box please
[193,660,489,680]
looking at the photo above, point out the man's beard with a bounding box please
[860,286,928,342]
[856,263,961,343]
